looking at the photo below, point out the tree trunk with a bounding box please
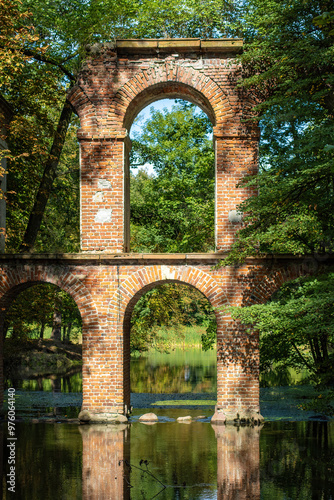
[19,99,73,252]
[66,322,72,341]
[51,308,61,341]
[51,294,62,341]
[40,321,45,340]
[2,318,9,341]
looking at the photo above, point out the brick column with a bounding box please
[79,134,126,253]
[215,133,258,251]
[216,317,261,420]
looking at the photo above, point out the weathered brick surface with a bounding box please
[67,39,259,253]
[0,254,325,417]
[0,40,326,420]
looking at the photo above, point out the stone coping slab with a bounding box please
[114,38,243,54]
[0,253,331,266]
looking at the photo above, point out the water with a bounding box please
[131,348,217,393]
[2,348,333,498]
[1,420,334,499]
[5,348,309,397]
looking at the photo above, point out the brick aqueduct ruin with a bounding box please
[0,39,324,423]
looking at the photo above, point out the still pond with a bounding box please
[2,348,334,499]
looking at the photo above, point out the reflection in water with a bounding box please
[79,422,259,500]
[131,349,217,394]
[213,425,260,500]
[5,369,83,393]
[80,425,130,500]
[2,421,334,499]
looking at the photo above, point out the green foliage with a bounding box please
[34,119,80,252]
[229,272,334,386]
[130,102,215,253]
[124,0,236,39]
[5,284,82,341]
[225,0,334,263]
[130,283,216,353]
[300,391,334,416]
[201,317,217,351]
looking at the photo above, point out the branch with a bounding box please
[21,48,76,82]
[0,44,76,83]
[19,99,73,252]
[291,339,313,371]
[120,460,166,499]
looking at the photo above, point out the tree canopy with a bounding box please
[229,273,334,386]
[225,0,334,263]
[130,101,215,253]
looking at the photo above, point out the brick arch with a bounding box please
[0,266,99,330]
[115,64,233,130]
[107,265,227,328]
[242,262,315,306]
[67,85,99,134]
[107,265,227,411]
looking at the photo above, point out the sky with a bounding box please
[130,98,176,136]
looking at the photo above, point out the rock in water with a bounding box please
[210,411,226,424]
[139,412,158,422]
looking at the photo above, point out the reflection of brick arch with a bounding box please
[116,64,233,129]
[0,266,99,329]
[241,262,315,306]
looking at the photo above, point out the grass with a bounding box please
[6,324,82,344]
[150,325,216,350]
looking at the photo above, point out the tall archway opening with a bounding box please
[127,98,215,253]
[1,281,83,417]
[122,279,218,412]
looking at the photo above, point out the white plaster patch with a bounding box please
[93,191,104,203]
[228,210,243,224]
[95,209,112,223]
[98,178,111,189]
[161,265,177,280]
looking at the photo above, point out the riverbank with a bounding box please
[5,338,82,379]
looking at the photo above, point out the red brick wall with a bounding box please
[0,255,321,417]
[67,39,259,253]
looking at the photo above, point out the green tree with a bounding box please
[4,284,81,342]
[225,0,334,263]
[130,102,215,253]
[131,283,215,353]
[228,272,334,388]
